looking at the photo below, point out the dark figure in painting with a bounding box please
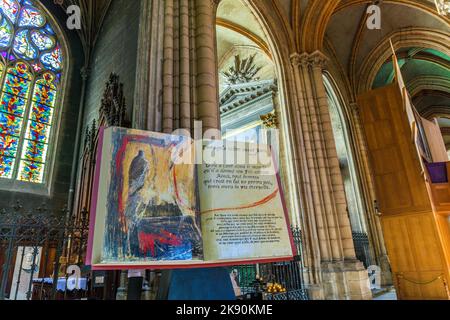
[125,150,149,257]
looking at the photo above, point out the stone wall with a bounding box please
[84,0,142,127]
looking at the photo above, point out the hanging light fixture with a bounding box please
[435,0,450,16]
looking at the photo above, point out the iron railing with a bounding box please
[229,226,309,300]
[1,203,309,301]
[0,203,90,300]
[352,231,373,269]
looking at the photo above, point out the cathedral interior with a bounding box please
[0,0,449,301]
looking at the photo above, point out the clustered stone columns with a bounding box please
[290,51,371,300]
[129,0,221,300]
[133,0,220,134]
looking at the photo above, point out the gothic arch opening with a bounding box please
[323,73,375,267]
[215,0,300,227]
[372,46,450,150]
[321,0,450,287]
[324,75,364,230]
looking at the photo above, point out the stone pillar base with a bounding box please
[321,260,372,300]
[379,254,393,286]
[306,284,325,300]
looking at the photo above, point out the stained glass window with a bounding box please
[0,0,63,184]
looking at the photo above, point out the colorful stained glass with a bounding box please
[0,0,63,183]
[21,139,47,163]
[0,134,18,157]
[30,29,54,50]
[33,83,55,106]
[18,5,45,28]
[40,72,56,87]
[18,159,44,182]
[0,0,19,24]
[0,155,14,178]
[44,23,54,35]
[41,46,62,71]
[30,102,52,124]
[25,120,50,143]
[31,62,41,72]
[0,111,22,135]
[4,73,31,98]
[0,92,26,116]
[0,16,13,48]
[9,61,31,78]
[13,29,37,60]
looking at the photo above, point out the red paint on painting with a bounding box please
[138,230,183,257]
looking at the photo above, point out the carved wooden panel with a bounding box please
[382,212,449,299]
[358,82,450,300]
[358,83,431,215]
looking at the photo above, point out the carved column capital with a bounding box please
[260,111,279,129]
[290,53,301,67]
[80,66,91,81]
[290,52,311,68]
[349,102,359,112]
[309,50,328,70]
[271,78,279,95]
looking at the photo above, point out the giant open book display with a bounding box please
[357,43,450,299]
[86,127,295,270]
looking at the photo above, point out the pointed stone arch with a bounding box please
[357,28,450,94]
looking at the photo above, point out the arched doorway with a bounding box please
[215,0,307,300]
[216,0,299,224]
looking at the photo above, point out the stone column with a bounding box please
[310,52,355,261]
[133,0,220,135]
[133,0,164,131]
[290,51,371,300]
[179,0,192,130]
[130,0,222,300]
[162,0,175,133]
[288,52,323,298]
[194,0,220,133]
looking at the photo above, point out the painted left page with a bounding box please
[90,127,202,266]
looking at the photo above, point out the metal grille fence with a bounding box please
[352,231,373,269]
[1,204,309,301]
[0,203,90,300]
[229,226,309,300]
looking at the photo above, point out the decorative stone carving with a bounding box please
[260,111,279,129]
[84,73,130,159]
[84,119,96,155]
[99,73,129,128]
[222,54,262,84]
[80,66,91,81]
[290,51,328,69]
[349,102,360,113]
[290,53,302,67]
[309,50,328,69]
